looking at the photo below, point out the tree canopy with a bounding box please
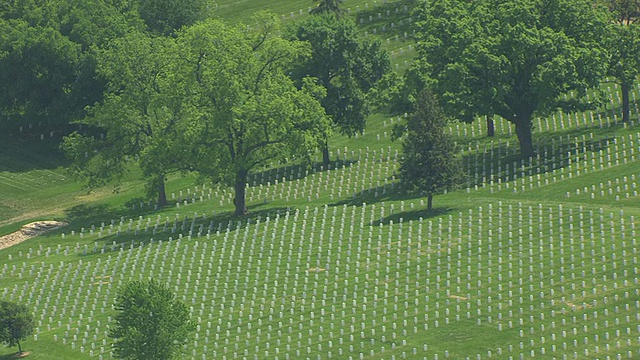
[603,0,640,123]
[0,0,143,132]
[310,0,345,17]
[110,279,194,360]
[0,18,80,128]
[395,90,463,210]
[605,0,640,24]
[178,13,330,215]
[412,0,610,158]
[62,32,202,206]
[0,300,34,355]
[289,14,391,166]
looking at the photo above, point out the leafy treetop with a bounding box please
[412,0,610,158]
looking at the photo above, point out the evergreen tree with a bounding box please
[310,0,345,17]
[397,90,463,210]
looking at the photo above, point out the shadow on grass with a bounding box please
[0,135,70,172]
[328,183,457,224]
[461,127,617,189]
[329,183,418,207]
[373,207,454,227]
[248,159,356,187]
[73,204,295,256]
[64,199,158,227]
[0,352,20,360]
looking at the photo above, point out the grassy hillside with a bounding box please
[1,1,639,359]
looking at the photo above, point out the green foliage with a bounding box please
[288,13,391,164]
[605,0,640,24]
[0,0,144,131]
[0,300,34,354]
[412,0,610,157]
[178,13,330,215]
[0,18,81,126]
[388,57,432,115]
[62,32,202,206]
[110,279,194,360]
[136,0,214,36]
[602,1,640,122]
[397,90,463,209]
[310,0,345,17]
[2,1,640,358]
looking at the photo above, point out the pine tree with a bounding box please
[310,0,345,17]
[398,90,464,210]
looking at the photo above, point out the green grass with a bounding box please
[2,1,640,359]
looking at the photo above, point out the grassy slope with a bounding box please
[1,1,640,359]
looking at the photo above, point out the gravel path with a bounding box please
[0,221,68,250]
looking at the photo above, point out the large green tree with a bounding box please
[395,90,463,211]
[289,14,391,166]
[0,300,34,356]
[178,14,330,215]
[0,0,143,131]
[110,279,194,360]
[0,18,80,128]
[413,0,609,158]
[62,32,202,206]
[603,0,640,123]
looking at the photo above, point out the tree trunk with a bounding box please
[234,169,248,216]
[322,144,330,169]
[17,339,22,354]
[486,115,495,137]
[621,80,630,123]
[427,194,433,211]
[514,119,534,158]
[157,176,167,207]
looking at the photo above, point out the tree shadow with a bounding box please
[461,130,617,189]
[247,159,356,187]
[0,351,24,360]
[74,205,295,256]
[65,200,158,225]
[0,134,70,172]
[372,207,454,227]
[329,183,419,207]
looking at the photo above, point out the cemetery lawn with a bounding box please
[1,1,640,359]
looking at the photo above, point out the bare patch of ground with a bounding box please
[0,221,68,250]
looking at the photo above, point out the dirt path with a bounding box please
[0,221,68,251]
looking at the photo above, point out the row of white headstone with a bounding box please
[62,128,639,242]
[3,201,637,359]
[279,0,404,22]
[462,132,640,194]
[445,82,640,140]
